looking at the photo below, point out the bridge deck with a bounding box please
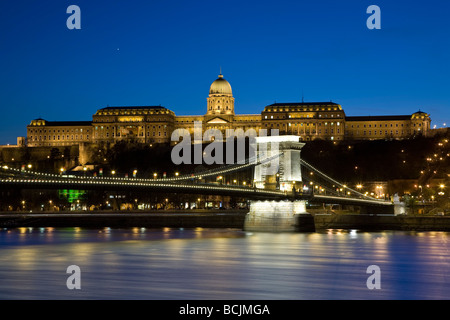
[0,177,392,207]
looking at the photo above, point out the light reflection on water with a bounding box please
[0,227,449,300]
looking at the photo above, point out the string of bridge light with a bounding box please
[301,175,350,197]
[1,152,284,184]
[0,164,283,195]
[151,152,284,182]
[300,175,368,199]
[0,177,285,196]
[1,165,392,204]
[0,161,337,199]
[2,156,382,202]
[312,194,392,205]
[299,159,376,200]
[0,177,392,205]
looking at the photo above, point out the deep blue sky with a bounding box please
[1,0,449,144]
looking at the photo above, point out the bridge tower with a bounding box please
[253,135,304,191]
[245,136,314,232]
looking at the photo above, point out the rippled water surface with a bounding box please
[1,227,449,300]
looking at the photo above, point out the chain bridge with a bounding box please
[0,136,394,231]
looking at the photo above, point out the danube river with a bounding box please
[0,227,449,300]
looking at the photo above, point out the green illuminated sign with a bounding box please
[58,190,86,203]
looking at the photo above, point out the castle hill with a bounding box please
[0,73,448,231]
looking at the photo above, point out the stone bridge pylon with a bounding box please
[245,136,314,232]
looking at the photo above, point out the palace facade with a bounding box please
[27,73,431,147]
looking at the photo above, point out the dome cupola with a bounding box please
[206,73,235,115]
[209,74,232,96]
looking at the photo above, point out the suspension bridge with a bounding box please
[0,139,392,209]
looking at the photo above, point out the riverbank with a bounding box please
[0,210,247,229]
[1,211,450,232]
[313,214,450,232]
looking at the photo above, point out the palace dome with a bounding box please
[209,74,232,96]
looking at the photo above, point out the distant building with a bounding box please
[261,102,346,141]
[26,73,432,147]
[345,111,431,140]
[27,119,92,147]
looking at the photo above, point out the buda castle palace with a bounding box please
[26,73,431,148]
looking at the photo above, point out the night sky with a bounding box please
[1,0,449,144]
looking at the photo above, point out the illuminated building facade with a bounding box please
[261,102,346,141]
[27,119,92,147]
[26,73,431,147]
[345,111,431,140]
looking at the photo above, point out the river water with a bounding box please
[0,227,449,300]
